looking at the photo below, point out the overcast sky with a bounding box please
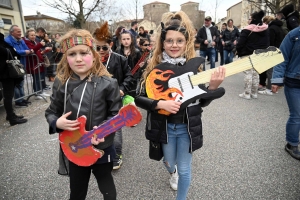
[21,0,241,22]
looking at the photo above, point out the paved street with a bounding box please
[0,67,300,199]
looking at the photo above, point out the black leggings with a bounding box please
[69,161,116,200]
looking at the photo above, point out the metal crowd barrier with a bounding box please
[0,53,48,108]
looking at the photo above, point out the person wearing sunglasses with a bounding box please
[93,22,134,170]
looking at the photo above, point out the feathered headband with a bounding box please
[60,36,96,53]
[93,21,112,41]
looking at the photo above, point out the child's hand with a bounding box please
[56,111,80,131]
[156,100,181,114]
[208,66,226,90]
[139,62,145,68]
[120,90,124,97]
[91,130,105,145]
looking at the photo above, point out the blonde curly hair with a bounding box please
[56,29,111,84]
[141,11,196,86]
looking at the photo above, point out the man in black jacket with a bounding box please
[278,4,299,31]
[0,32,28,125]
[196,16,219,70]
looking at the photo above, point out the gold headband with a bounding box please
[60,36,96,53]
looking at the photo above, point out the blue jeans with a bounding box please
[113,129,122,155]
[284,85,300,146]
[162,123,192,200]
[200,48,216,70]
[14,80,25,103]
[223,49,234,64]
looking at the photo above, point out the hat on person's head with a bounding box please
[93,21,112,42]
[59,29,96,53]
[250,10,265,25]
[279,4,294,17]
[205,16,212,21]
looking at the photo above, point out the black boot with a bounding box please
[8,115,27,126]
[285,143,300,160]
[6,113,24,121]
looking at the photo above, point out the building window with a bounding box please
[153,5,155,7]
[0,0,12,8]
[2,18,12,25]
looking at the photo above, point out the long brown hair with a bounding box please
[141,11,195,86]
[56,29,111,84]
[120,30,137,59]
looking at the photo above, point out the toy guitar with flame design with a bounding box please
[146,47,284,115]
[59,104,142,166]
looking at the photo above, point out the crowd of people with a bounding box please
[0,25,64,125]
[1,2,300,200]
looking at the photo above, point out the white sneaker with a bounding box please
[35,95,43,100]
[258,89,273,95]
[239,93,251,100]
[169,166,178,191]
[250,93,258,99]
[40,92,50,97]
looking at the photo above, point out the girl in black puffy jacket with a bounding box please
[135,11,225,200]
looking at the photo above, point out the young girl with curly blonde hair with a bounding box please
[135,11,225,200]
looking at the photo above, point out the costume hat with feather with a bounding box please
[93,21,112,42]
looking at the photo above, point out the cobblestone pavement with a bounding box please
[1,63,300,199]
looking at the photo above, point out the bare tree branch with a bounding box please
[43,0,109,28]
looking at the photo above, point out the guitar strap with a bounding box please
[59,75,89,176]
[63,75,90,114]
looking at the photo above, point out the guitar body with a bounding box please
[59,105,142,166]
[146,57,225,115]
[60,116,101,166]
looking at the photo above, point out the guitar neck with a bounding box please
[92,115,125,139]
[190,48,285,85]
[190,56,253,85]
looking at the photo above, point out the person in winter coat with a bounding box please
[278,4,299,31]
[221,19,240,64]
[138,26,150,41]
[0,32,28,125]
[93,22,134,170]
[116,29,142,96]
[5,25,33,107]
[45,29,121,200]
[23,28,51,99]
[135,11,225,200]
[111,26,124,52]
[258,16,285,96]
[196,16,219,70]
[236,10,270,100]
[271,26,300,160]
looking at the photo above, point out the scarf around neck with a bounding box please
[161,51,186,65]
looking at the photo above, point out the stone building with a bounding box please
[143,1,170,28]
[115,1,207,35]
[216,1,242,30]
[141,1,205,32]
[180,1,205,30]
[0,0,26,36]
[24,12,65,35]
[226,1,242,29]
